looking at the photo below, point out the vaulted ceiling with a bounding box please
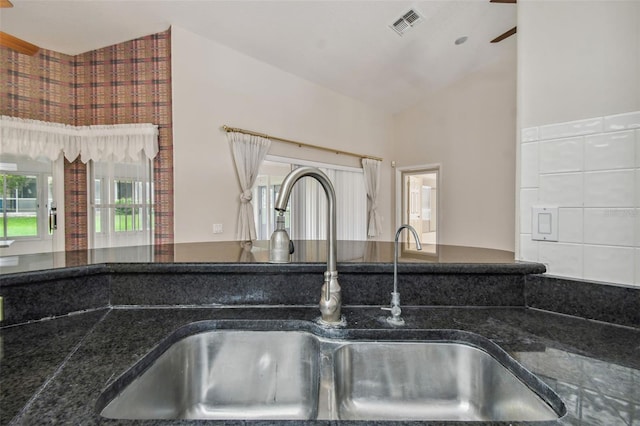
[0,1,516,113]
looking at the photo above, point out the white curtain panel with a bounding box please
[362,158,383,237]
[228,132,271,241]
[0,116,158,163]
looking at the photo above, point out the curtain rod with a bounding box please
[222,125,383,162]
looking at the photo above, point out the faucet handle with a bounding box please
[382,291,404,325]
[382,305,405,326]
[381,304,402,317]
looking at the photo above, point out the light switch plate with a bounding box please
[532,206,558,241]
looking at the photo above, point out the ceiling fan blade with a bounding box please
[490,0,517,3]
[0,31,40,56]
[490,26,517,43]
[0,0,13,7]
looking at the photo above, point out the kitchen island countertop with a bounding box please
[2,305,639,425]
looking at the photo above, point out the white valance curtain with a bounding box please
[227,131,271,242]
[0,116,159,163]
[362,158,383,237]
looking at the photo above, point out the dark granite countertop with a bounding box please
[1,243,637,424]
[0,241,532,276]
[2,306,639,425]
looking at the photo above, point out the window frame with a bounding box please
[0,162,53,242]
[88,159,154,249]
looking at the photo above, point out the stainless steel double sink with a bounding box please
[97,321,565,422]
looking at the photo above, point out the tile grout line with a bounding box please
[9,308,112,426]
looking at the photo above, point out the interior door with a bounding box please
[399,166,439,251]
[407,175,422,235]
[0,155,64,256]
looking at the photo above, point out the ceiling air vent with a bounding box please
[390,9,423,36]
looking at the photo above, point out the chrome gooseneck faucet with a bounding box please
[383,224,422,326]
[273,166,342,325]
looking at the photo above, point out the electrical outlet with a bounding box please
[212,224,223,234]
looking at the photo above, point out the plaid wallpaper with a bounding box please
[0,29,174,250]
[0,48,75,124]
[74,29,174,246]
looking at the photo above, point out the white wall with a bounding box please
[171,26,393,243]
[393,50,518,252]
[518,1,640,128]
[517,1,640,286]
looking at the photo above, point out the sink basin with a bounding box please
[333,341,559,421]
[97,322,565,422]
[99,330,320,420]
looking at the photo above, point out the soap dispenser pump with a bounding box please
[269,212,294,263]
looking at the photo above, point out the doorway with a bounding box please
[396,165,439,252]
[0,155,64,255]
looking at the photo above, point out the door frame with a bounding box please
[0,155,64,255]
[395,163,441,246]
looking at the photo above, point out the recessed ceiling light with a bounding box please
[455,36,468,45]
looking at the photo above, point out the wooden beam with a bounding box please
[0,0,14,8]
[490,26,517,43]
[0,31,40,56]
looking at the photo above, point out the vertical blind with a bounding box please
[290,165,367,241]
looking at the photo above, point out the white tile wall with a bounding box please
[539,137,583,173]
[538,242,583,278]
[519,110,640,286]
[520,142,539,188]
[637,130,640,167]
[520,189,538,234]
[519,234,538,261]
[636,208,640,246]
[583,245,635,285]
[637,170,640,207]
[603,111,640,131]
[521,127,539,143]
[636,248,640,285]
[584,170,635,208]
[539,173,583,206]
[539,117,603,140]
[583,208,635,246]
[584,131,635,171]
[558,208,583,243]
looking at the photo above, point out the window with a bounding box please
[253,161,291,240]
[0,156,54,242]
[89,160,153,248]
[254,157,367,241]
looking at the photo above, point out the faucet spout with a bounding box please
[393,224,422,295]
[383,224,422,326]
[274,166,342,324]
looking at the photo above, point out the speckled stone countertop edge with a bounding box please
[0,261,546,286]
